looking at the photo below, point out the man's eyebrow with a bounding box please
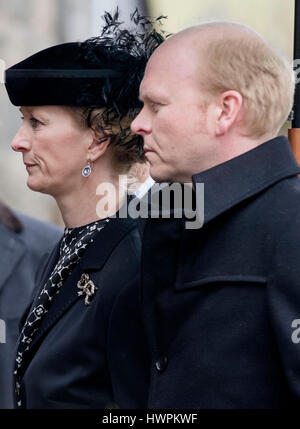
[139,93,165,103]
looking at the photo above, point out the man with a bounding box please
[131,22,300,408]
[0,201,62,408]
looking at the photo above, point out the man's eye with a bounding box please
[150,103,161,113]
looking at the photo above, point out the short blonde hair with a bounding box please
[194,22,295,138]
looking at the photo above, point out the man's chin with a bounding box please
[149,167,172,184]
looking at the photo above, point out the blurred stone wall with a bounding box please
[147,0,293,58]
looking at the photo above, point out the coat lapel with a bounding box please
[19,217,137,377]
[17,241,61,332]
[141,216,183,361]
[36,241,61,293]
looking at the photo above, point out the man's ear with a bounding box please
[87,132,111,162]
[215,90,243,136]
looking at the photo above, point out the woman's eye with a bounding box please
[30,117,42,129]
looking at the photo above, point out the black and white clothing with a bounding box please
[14,219,109,407]
[14,215,150,409]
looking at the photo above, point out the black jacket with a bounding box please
[16,216,150,409]
[141,136,300,408]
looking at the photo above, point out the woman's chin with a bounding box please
[27,178,48,194]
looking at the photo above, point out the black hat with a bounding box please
[5,9,166,114]
[5,41,140,108]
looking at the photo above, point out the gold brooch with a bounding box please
[77,273,98,305]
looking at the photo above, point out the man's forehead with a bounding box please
[143,42,198,84]
[139,73,169,101]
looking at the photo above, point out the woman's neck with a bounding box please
[54,171,127,228]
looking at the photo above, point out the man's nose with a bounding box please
[131,109,151,136]
[11,126,31,152]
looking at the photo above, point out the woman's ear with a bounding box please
[86,130,111,162]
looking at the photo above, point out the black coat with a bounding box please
[16,216,150,409]
[141,136,300,408]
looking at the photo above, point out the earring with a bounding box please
[82,161,92,178]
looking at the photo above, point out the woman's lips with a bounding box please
[24,162,37,171]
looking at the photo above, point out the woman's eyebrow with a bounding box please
[19,107,31,115]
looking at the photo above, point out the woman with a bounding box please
[5,11,164,409]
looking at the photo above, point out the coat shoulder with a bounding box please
[16,212,62,252]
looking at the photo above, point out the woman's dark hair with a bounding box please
[78,8,167,172]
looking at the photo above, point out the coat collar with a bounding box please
[192,136,300,224]
[33,215,137,290]
[0,223,25,292]
[18,216,137,380]
[0,201,23,233]
[0,204,24,291]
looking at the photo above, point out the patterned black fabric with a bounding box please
[14,218,110,407]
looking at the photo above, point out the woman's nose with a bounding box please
[11,126,31,152]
